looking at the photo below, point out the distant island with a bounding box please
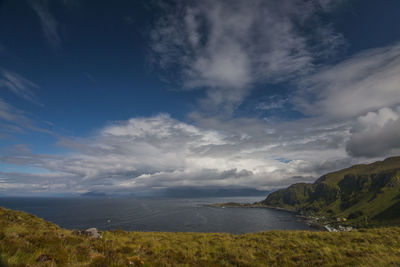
[79,187,269,198]
[80,191,107,198]
[210,156,400,231]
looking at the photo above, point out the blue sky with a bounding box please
[0,0,400,196]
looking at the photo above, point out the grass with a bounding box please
[262,156,400,227]
[1,207,400,266]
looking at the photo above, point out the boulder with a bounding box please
[73,227,102,238]
[85,227,102,238]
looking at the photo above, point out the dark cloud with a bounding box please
[346,107,400,157]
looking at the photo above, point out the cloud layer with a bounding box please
[1,113,354,194]
[346,106,400,157]
[1,1,400,195]
[29,0,61,48]
[150,0,345,112]
[297,42,400,119]
[0,69,41,105]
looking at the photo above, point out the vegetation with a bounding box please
[1,206,400,266]
[262,156,400,227]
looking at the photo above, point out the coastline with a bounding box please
[0,198,310,233]
[205,202,297,213]
[206,202,355,232]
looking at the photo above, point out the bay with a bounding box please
[0,197,311,234]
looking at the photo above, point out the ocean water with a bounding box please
[0,197,311,234]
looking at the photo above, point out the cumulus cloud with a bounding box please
[292,41,400,159]
[0,113,354,194]
[346,106,400,157]
[296,42,400,119]
[150,0,346,112]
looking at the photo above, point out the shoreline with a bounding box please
[205,202,296,212]
[206,202,356,232]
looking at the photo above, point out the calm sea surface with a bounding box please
[0,197,311,233]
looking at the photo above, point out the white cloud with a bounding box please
[346,106,400,157]
[0,171,76,194]
[0,98,51,136]
[0,98,34,131]
[256,95,289,111]
[0,113,354,194]
[29,0,61,48]
[150,0,346,112]
[0,69,41,105]
[296,42,400,119]
[358,107,399,128]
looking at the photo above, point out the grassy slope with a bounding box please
[262,157,400,226]
[1,207,400,266]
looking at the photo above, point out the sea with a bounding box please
[0,196,311,234]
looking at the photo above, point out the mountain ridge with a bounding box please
[262,156,400,227]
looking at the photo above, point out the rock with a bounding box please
[338,225,354,231]
[323,225,338,232]
[72,227,102,238]
[37,254,53,262]
[84,227,102,238]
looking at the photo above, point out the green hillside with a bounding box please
[262,157,400,227]
[2,206,400,266]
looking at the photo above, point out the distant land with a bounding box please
[80,191,107,198]
[262,156,400,227]
[80,187,269,198]
[157,187,269,198]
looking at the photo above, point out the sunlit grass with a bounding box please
[1,206,400,266]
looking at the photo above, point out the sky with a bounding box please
[0,0,400,196]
